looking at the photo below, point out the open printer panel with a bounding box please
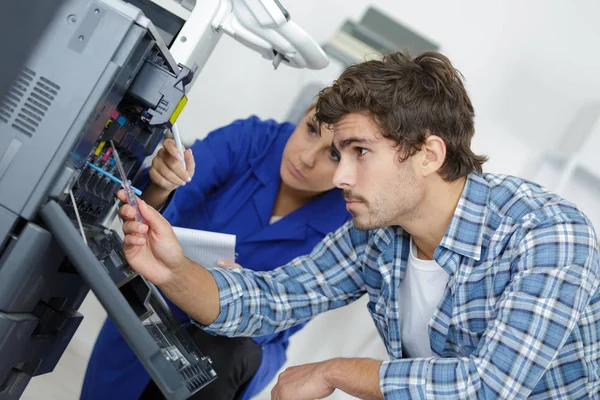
[0,1,216,398]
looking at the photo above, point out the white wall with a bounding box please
[176,0,600,180]
[175,0,600,234]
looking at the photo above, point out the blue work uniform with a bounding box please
[80,116,350,400]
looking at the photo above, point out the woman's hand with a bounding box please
[149,138,195,193]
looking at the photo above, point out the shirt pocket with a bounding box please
[447,322,485,357]
[367,295,389,346]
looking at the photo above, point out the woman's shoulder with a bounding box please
[226,115,295,141]
[188,116,293,165]
[238,116,296,160]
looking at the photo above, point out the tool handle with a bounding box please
[123,180,145,223]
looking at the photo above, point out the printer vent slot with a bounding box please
[6,71,60,137]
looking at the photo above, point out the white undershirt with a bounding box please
[269,215,283,224]
[397,237,450,358]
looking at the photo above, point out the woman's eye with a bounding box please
[307,123,318,136]
[329,148,340,162]
[358,148,369,156]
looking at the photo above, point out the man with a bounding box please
[118,51,600,399]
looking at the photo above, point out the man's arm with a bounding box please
[158,258,221,325]
[119,192,367,336]
[198,221,367,337]
[118,191,222,324]
[141,181,174,210]
[325,358,383,400]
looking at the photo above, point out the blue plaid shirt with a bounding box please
[202,173,600,399]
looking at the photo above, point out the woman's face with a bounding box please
[280,108,339,194]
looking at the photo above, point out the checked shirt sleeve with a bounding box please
[199,221,368,337]
[379,212,600,399]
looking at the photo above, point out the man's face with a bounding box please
[331,113,424,230]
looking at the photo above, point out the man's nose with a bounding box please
[332,160,355,189]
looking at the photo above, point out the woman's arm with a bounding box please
[140,117,279,211]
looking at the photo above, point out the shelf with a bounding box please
[151,0,191,20]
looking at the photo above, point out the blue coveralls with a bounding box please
[80,116,349,400]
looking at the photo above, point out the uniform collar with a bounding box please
[248,127,288,186]
[245,127,350,243]
[245,187,349,243]
[305,188,348,235]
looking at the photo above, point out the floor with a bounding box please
[18,292,386,400]
[21,293,107,400]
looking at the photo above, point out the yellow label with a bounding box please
[169,96,188,125]
[94,141,106,156]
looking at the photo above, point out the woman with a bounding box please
[80,105,349,400]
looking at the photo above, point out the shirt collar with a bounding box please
[437,173,490,262]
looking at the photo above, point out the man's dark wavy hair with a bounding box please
[316,51,487,181]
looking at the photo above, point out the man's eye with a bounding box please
[307,124,318,136]
[358,148,369,156]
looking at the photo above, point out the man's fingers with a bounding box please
[124,233,146,246]
[149,168,177,190]
[271,385,278,400]
[123,220,148,235]
[119,201,145,226]
[118,190,165,231]
[117,190,130,206]
[136,197,172,235]
[163,158,190,183]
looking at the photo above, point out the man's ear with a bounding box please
[421,134,446,177]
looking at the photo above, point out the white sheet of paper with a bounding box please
[172,227,236,268]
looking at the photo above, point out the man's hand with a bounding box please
[118,190,185,285]
[271,361,335,400]
[273,358,383,400]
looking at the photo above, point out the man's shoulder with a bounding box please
[476,174,598,286]
[481,173,586,226]
[480,173,597,269]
